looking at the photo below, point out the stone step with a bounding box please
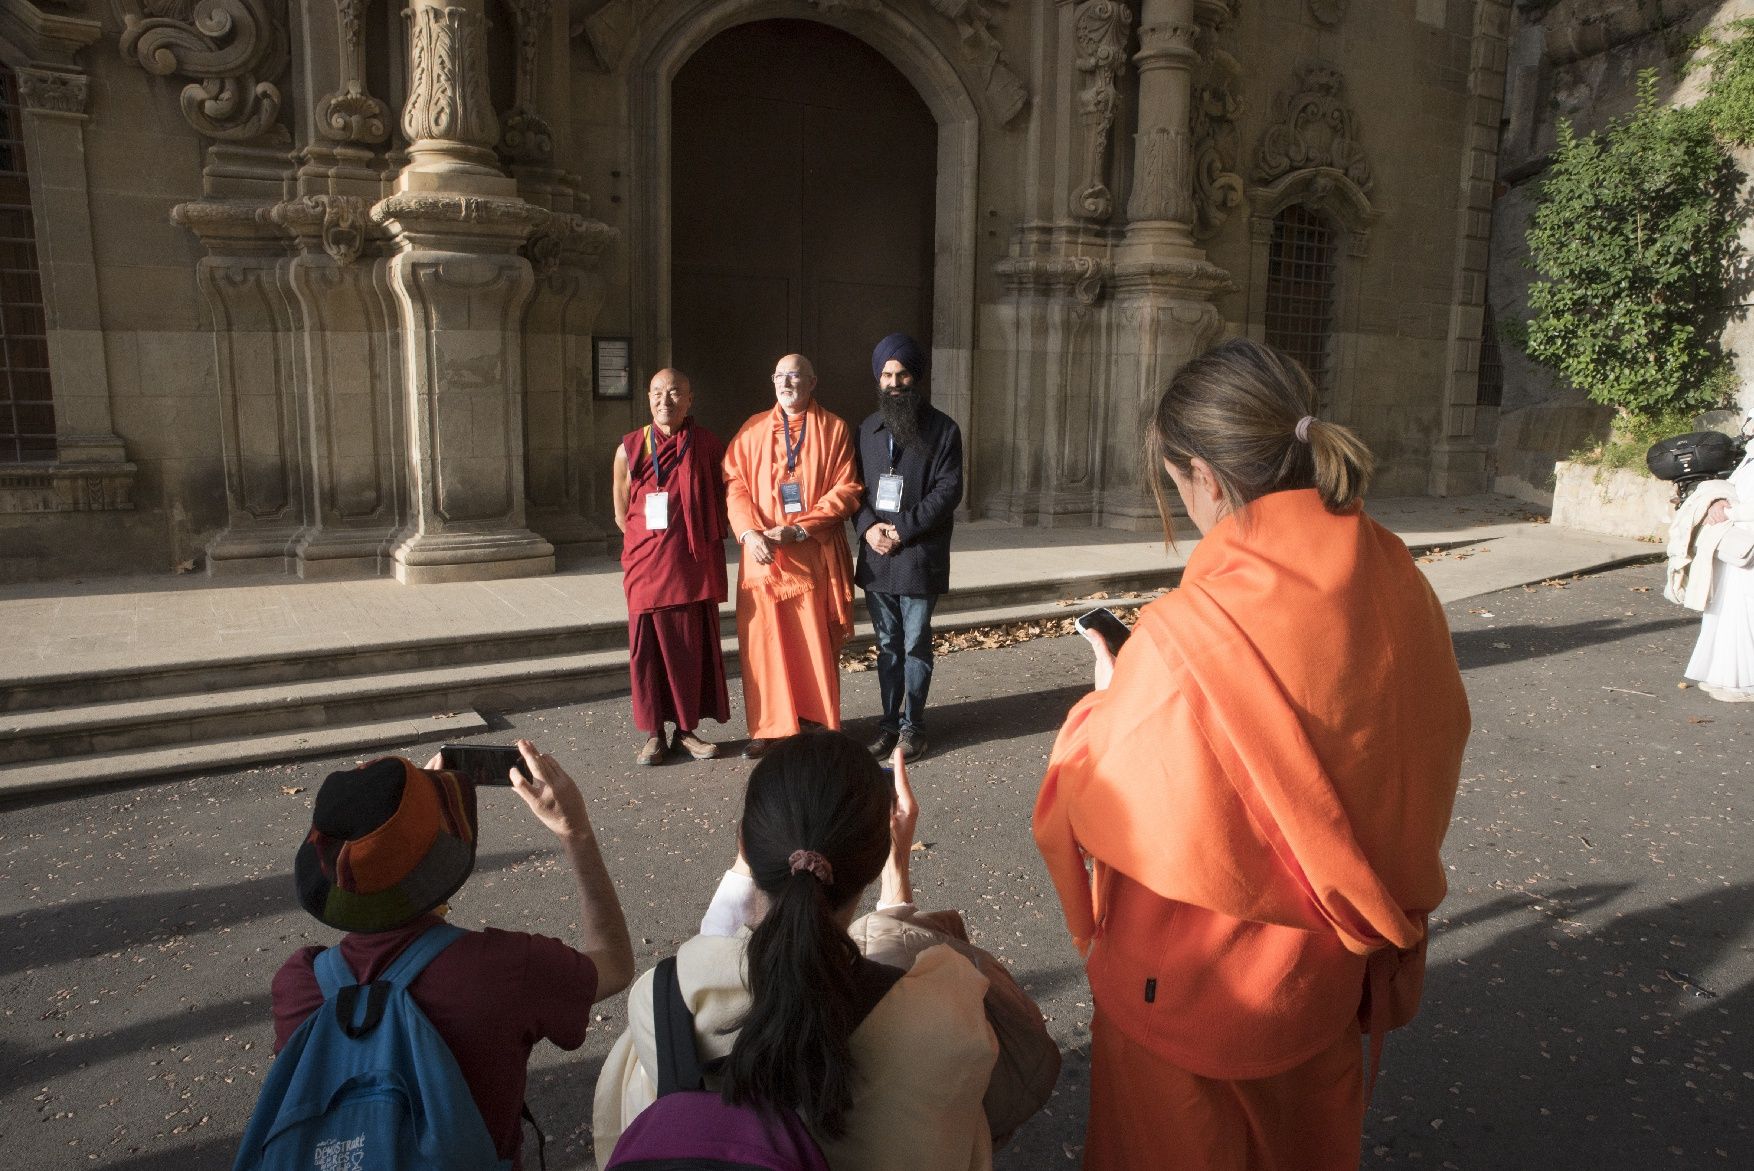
[0,592,1158,773]
[0,561,1184,716]
[0,710,489,800]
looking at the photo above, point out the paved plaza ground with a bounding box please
[2,560,1749,1169]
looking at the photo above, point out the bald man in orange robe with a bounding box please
[1034,489,1469,1170]
[722,354,862,758]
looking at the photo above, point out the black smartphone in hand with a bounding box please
[438,743,529,787]
[1074,606,1131,658]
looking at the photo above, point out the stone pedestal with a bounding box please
[372,193,552,584]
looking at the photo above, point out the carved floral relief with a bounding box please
[118,0,288,141]
[1071,1,1133,223]
[1189,33,1243,240]
[402,2,500,150]
[1254,63,1371,192]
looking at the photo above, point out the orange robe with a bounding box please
[1033,489,1470,1170]
[722,401,862,739]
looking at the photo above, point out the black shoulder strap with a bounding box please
[654,956,706,1097]
[848,957,905,1030]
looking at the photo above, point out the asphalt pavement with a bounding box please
[1,559,1748,1170]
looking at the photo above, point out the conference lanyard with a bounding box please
[783,412,807,476]
[643,425,689,488]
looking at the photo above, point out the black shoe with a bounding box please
[742,738,771,759]
[868,729,899,758]
[898,730,928,762]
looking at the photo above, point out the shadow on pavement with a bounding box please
[1369,881,1754,1165]
[1452,616,1695,669]
[0,850,535,978]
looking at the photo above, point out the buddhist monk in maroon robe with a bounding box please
[613,368,730,766]
[722,354,862,758]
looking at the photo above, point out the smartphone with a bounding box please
[438,743,528,787]
[1074,606,1131,658]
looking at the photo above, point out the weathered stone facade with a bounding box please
[1489,0,1754,507]
[0,0,1508,581]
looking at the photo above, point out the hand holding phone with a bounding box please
[438,743,530,787]
[1074,606,1131,658]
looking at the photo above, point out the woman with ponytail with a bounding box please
[594,731,1012,1169]
[1034,338,1471,1169]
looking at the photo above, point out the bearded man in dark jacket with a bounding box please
[852,332,964,763]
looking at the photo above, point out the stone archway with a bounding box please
[669,19,938,440]
[628,0,981,437]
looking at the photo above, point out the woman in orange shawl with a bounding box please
[1033,339,1470,1170]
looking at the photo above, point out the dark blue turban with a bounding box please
[871,332,929,386]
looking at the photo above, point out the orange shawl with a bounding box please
[1033,490,1468,1069]
[723,401,862,642]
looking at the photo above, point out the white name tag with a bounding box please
[780,481,805,515]
[874,473,904,513]
[644,491,669,530]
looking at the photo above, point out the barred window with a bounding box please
[1263,205,1337,400]
[0,66,53,463]
[1476,308,1504,408]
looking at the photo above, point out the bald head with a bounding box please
[647,367,692,435]
[771,353,817,417]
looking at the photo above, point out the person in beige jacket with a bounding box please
[592,732,1002,1170]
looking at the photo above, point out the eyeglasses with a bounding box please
[772,372,808,383]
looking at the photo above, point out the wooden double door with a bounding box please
[671,18,938,444]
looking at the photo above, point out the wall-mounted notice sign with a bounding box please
[594,336,632,399]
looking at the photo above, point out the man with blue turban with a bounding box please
[853,332,964,762]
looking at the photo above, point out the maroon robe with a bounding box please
[621,419,730,733]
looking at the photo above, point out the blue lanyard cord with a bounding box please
[887,433,897,473]
[783,412,807,474]
[644,425,689,488]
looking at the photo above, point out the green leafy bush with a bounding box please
[1524,71,1742,428]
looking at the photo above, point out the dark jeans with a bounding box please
[866,591,938,734]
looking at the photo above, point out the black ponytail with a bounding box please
[720,731,892,1138]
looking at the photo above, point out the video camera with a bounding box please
[1646,422,1749,505]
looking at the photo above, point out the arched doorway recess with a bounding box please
[671,20,936,438]
[628,2,980,450]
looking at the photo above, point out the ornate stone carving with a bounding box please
[523,211,616,278]
[401,3,499,151]
[1307,0,1346,27]
[1190,43,1243,240]
[498,0,554,164]
[316,81,391,144]
[1127,127,1194,224]
[803,0,1030,126]
[371,191,543,229]
[1071,1,1133,222]
[269,195,372,265]
[994,255,1111,305]
[17,68,89,115]
[118,0,288,141]
[1254,64,1372,192]
[337,0,367,48]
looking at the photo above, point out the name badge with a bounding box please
[644,491,669,530]
[779,481,805,515]
[874,473,904,514]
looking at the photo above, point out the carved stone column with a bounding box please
[270,196,407,576]
[398,0,511,197]
[521,213,617,553]
[1104,0,1233,527]
[1120,0,1201,258]
[301,0,394,190]
[368,0,551,582]
[171,201,307,573]
[371,196,551,583]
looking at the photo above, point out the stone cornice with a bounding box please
[0,1,103,69]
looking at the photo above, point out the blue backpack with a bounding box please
[233,923,509,1171]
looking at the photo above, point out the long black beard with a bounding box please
[878,390,925,453]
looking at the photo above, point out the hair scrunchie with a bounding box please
[1294,415,1316,443]
[788,849,835,885]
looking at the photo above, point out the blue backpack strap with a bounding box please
[311,922,466,999]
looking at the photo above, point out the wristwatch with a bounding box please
[790,524,807,542]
